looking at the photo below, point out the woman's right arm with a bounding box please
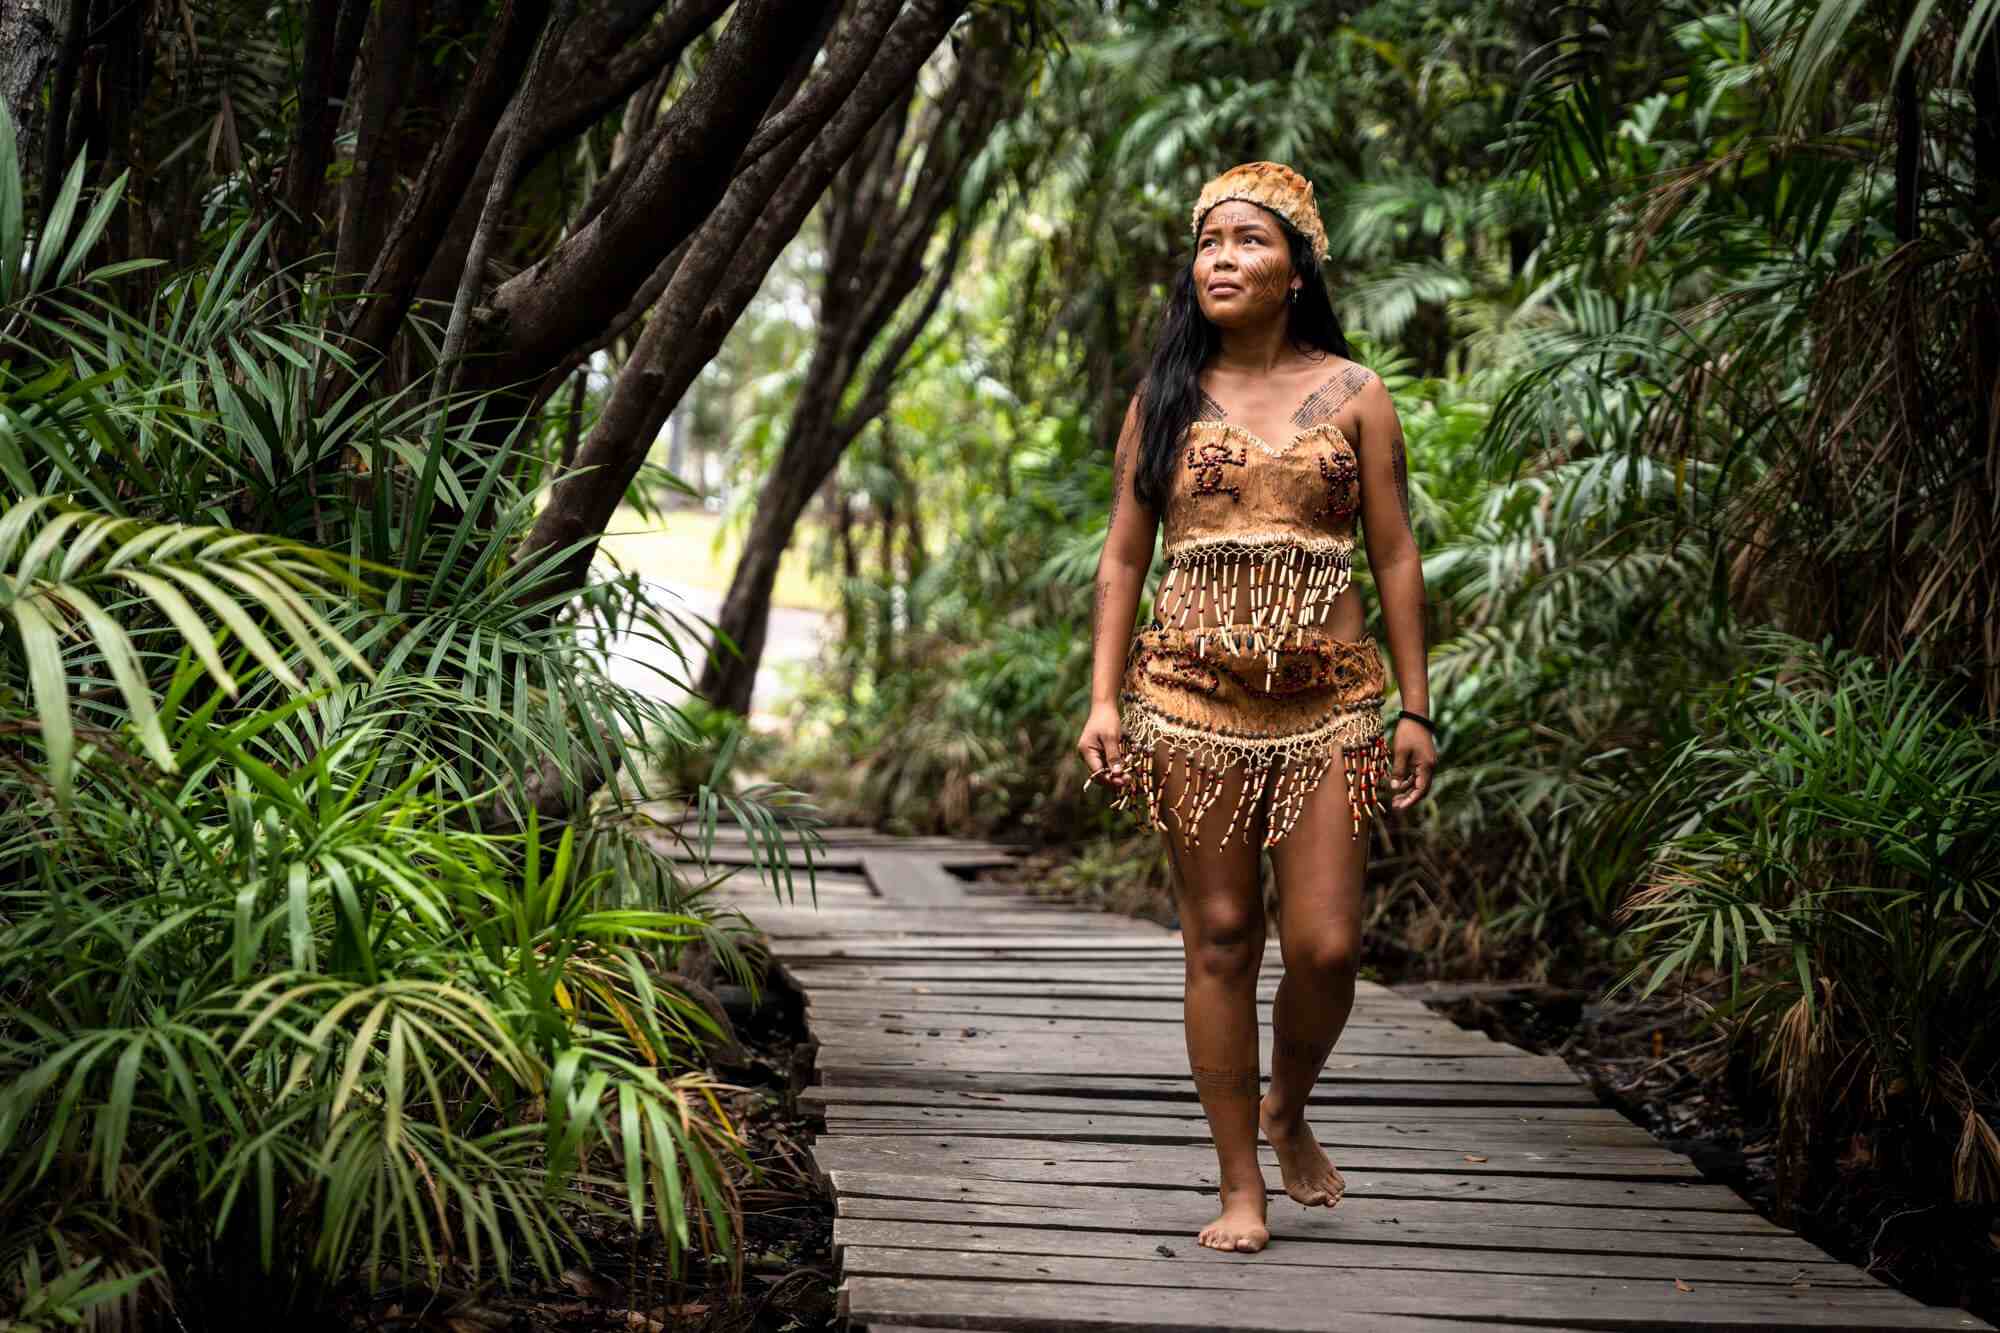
[1078,393,1158,787]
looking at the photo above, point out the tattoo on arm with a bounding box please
[1390,428,1410,526]
[1190,1063,1262,1097]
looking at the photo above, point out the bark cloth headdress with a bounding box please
[1190,161,1329,264]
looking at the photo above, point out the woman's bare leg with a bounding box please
[1156,749,1271,1252]
[1258,751,1369,1207]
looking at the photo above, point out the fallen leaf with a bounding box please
[1463,1154,1488,1163]
[1673,1278,1693,1293]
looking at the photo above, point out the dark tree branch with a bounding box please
[334,0,419,288]
[37,0,85,226]
[344,0,551,362]
[440,2,574,396]
[516,0,971,599]
[466,0,834,393]
[281,0,369,262]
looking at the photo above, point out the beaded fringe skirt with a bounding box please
[1114,623,1389,851]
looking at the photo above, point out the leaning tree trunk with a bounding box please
[512,0,970,601]
[692,21,1017,712]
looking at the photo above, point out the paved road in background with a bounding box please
[603,579,831,729]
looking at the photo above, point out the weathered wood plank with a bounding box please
[801,1084,1606,1115]
[841,1272,1971,1330]
[830,1219,1877,1288]
[814,1130,1692,1175]
[784,933,1184,953]
[833,1193,1833,1261]
[757,912,1145,936]
[859,851,983,905]
[791,965,1443,1007]
[813,1145,1745,1210]
[850,1303,1592,1333]
[841,1248,1926,1314]
[819,1025,1501,1060]
[805,995,1436,1024]
[815,1113,1674,1153]
[816,1049,1582,1086]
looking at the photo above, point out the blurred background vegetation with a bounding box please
[1,0,1997,1326]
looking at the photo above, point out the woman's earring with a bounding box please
[1288,288,1299,304]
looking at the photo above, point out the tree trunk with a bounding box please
[0,0,58,178]
[281,0,369,265]
[342,0,552,362]
[516,0,969,600]
[334,0,421,289]
[689,22,1016,712]
[462,0,836,392]
[1969,13,2000,711]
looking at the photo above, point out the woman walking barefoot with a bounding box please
[1076,162,1437,1254]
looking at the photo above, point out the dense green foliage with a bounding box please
[0,118,817,1327]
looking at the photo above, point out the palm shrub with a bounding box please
[0,112,817,1327]
[1618,629,2000,1218]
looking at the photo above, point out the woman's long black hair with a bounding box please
[1132,205,1350,512]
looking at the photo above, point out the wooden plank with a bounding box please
[783,933,1183,952]
[803,1085,1610,1115]
[840,1248,1927,1315]
[813,1130,1693,1175]
[834,1193,1833,1261]
[791,965,1444,1008]
[850,1302,1592,1333]
[805,995,1439,1025]
[820,1025,1502,1060]
[801,964,1427,991]
[816,1113,1675,1153]
[757,911,1144,934]
[812,1145,1745,1210]
[830,1219,1877,1288]
[861,851,979,905]
[840,1272,1971,1331]
[817,1050,1583,1086]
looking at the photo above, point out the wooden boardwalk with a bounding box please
[691,821,1991,1332]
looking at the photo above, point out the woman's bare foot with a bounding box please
[1259,1095,1346,1207]
[1196,1177,1270,1252]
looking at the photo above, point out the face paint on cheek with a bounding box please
[1240,253,1289,305]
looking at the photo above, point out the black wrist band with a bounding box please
[1396,709,1439,737]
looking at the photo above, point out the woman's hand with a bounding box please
[1389,717,1437,810]
[1078,702,1131,793]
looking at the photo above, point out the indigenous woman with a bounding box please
[1076,162,1438,1253]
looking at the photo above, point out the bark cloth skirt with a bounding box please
[1110,371,1392,852]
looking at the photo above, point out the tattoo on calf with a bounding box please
[1274,1032,1336,1068]
[1190,1063,1262,1097]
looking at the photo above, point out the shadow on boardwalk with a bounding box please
[676,820,1992,1333]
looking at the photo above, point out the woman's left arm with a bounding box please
[1353,372,1436,810]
